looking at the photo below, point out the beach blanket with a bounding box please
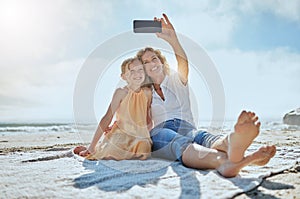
[1,145,299,199]
[72,144,299,198]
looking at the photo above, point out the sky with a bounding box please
[0,0,299,124]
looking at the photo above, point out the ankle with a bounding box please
[217,158,240,178]
[211,136,228,153]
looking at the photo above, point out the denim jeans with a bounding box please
[150,118,221,163]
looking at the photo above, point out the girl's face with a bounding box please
[141,50,164,79]
[123,59,145,87]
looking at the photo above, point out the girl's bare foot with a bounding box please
[217,145,276,177]
[73,145,87,155]
[228,111,260,163]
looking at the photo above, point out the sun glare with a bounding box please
[0,1,52,58]
[0,1,26,30]
[0,1,43,41]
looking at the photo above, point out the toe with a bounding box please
[255,121,261,128]
[238,110,248,123]
[248,112,255,120]
[252,116,259,122]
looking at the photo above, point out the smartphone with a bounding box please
[133,20,162,33]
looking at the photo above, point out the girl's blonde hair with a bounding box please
[121,57,135,75]
[136,47,170,76]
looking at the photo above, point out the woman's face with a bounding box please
[141,50,164,79]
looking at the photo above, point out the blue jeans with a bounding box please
[150,118,221,163]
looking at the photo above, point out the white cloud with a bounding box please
[172,12,236,49]
[238,0,300,23]
[210,47,300,120]
[0,0,114,62]
[0,0,115,121]
[166,0,300,50]
[157,1,237,49]
[0,58,84,122]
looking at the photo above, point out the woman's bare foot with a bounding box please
[251,145,276,166]
[228,111,260,163]
[73,145,87,155]
[217,145,276,177]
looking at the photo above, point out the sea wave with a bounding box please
[0,120,299,135]
[0,123,97,134]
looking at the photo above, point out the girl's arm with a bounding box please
[155,13,189,85]
[80,88,126,156]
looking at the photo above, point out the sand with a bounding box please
[235,127,300,199]
[0,125,299,199]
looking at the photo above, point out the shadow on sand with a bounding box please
[73,158,266,198]
[73,158,204,198]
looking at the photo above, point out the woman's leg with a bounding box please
[182,143,276,177]
[193,131,223,148]
[211,111,261,163]
[150,126,193,162]
[181,143,225,169]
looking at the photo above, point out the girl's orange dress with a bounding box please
[87,88,152,160]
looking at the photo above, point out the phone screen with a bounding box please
[133,20,162,33]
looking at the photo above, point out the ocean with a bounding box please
[0,120,299,135]
[0,123,98,136]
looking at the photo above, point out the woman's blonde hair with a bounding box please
[136,47,170,76]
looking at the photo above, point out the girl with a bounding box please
[74,57,153,160]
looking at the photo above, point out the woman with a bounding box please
[136,13,276,177]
